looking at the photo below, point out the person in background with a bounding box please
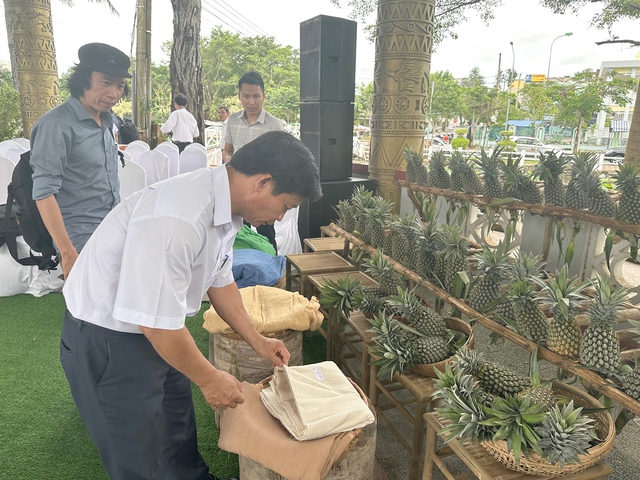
[161,92,200,153]
[30,42,131,279]
[222,71,284,252]
[60,131,322,480]
[218,105,229,152]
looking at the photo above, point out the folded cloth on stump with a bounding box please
[218,382,357,480]
[260,361,375,441]
[232,249,285,288]
[203,285,323,334]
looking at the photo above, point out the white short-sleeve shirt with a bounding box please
[63,165,243,334]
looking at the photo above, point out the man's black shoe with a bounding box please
[208,474,238,480]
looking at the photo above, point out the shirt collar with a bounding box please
[240,108,267,125]
[211,164,242,228]
[68,96,113,127]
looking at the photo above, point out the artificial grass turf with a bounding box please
[0,293,325,480]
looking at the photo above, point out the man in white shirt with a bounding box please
[218,105,229,153]
[60,131,322,480]
[222,72,284,252]
[161,92,200,152]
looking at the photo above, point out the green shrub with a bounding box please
[455,128,467,136]
[451,137,469,150]
[497,138,516,151]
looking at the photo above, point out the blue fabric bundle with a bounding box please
[232,249,285,288]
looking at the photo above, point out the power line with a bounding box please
[201,4,253,37]
[202,0,263,38]
[212,0,272,38]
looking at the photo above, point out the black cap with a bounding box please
[77,43,132,79]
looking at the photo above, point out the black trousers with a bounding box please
[173,141,192,153]
[60,311,209,480]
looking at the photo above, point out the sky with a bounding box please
[1,0,639,86]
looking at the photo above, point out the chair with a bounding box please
[124,142,149,164]
[126,139,150,151]
[136,150,170,185]
[184,143,207,154]
[0,155,15,204]
[154,141,180,177]
[274,206,302,256]
[11,138,30,149]
[122,149,133,165]
[0,141,27,164]
[179,147,207,174]
[118,161,147,200]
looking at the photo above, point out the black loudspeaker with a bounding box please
[298,177,376,240]
[300,102,354,182]
[300,15,357,103]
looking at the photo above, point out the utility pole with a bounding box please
[135,0,152,137]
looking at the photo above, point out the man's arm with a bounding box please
[139,325,245,410]
[222,142,234,163]
[160,111,176,134]
[35,196,77,278]
[208,283,290,366]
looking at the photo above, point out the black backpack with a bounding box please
[118,119,140,144]
[1,151,59,271]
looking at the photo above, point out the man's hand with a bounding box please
[200,370,245,410]
[60,249,79,279]
[253,335,290,367]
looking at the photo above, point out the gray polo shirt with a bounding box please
[224,108,284,151]
[30,96,120,251]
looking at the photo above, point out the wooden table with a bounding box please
[303,236,350,255]
[369,362,439,480]
[422,411,613,480]
[285,251,358,297]
[307,272,378,362]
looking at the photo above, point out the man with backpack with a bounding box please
[29,42,131,279]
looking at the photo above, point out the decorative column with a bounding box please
[369,0,435,209]
[4,0,61,137]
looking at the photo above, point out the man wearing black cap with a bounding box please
[29,42,131,279]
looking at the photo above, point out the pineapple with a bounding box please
[461,154,484,195]
[621,361,640,401]
[518,347,556,412]
[534,265,590,360]
[404,147,419,183]
[429,150,450,189]
[364,196,393,249]
[468,241,510,313]
[565,152,591,210]
[389,212,419,268]
[384,286,447,337]
[439,224,470,294]
[363,250,405,296]
[452,349,530,398]
[448,151,466,192]
[351,186,375,239]
[576,156,617,217]
[535,401,598,468]
[580,275,629,376]
[334,199,356,233]
[501,153,542,204]
[415,220,444,282]
[614,164,640,225]
[494,250,545,324]
[367,311,405,345]
[509,279,549,344]
[318,275,361,324]
[534,150,570,206]
[474,148,503,199]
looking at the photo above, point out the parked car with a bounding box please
[603,146,625,158]
[512,136,564,156]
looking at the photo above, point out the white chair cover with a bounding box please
[275,206,302,255]
[122,149,133,164]
[0,242,64,298]
[118,160,147,200]
[0,141,27,164]
[124,143,149,164]
[136,150,170,185]
[185,143,207,153]
[179,148,207,174]
[0,155,15,204]
[126,139,150,151]
[154,141,180,177]
[11,138,30,149]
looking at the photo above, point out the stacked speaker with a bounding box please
[299,15,375,238]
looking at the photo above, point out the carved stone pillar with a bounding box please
[369,0,435,209]
[4,0,61,137]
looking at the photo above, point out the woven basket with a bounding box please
[410,317,474,378]
[480,380,615,477]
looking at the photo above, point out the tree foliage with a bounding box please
[355,81,374,125]
[0,67,23,141]
[540,0,640,30]
[429,70,462,128]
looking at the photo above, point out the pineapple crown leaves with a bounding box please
[367,311,405,342]
[510,250,546,282]
[318,275,362,324]
[439,224,469,260]
[429,150,448,169]
[364,196,393,226]
[350,185,375,212]
[403,147,422,165]
[473,241,510,276]
[587,274,630,325]
[473,148,503,178]
[533,266,590,320]
[527,346,553,389]
[383,286,426,319]
[448,151,467,173]
[370,337,416,380]
[534,400,598,469]
[533,150,571,183]
[613,163,640,193]
[481,395,546,464]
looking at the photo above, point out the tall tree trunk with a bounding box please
[169,0,204,144]
[4,0,61,138]
[625,82,640,167]
[573,112,583,154]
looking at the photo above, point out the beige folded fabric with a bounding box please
[260,362,375,441]
[218,382,357,480]
[203,285,324,334]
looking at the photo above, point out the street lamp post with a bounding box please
[504,41,515,131]
[547,32,573,79]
